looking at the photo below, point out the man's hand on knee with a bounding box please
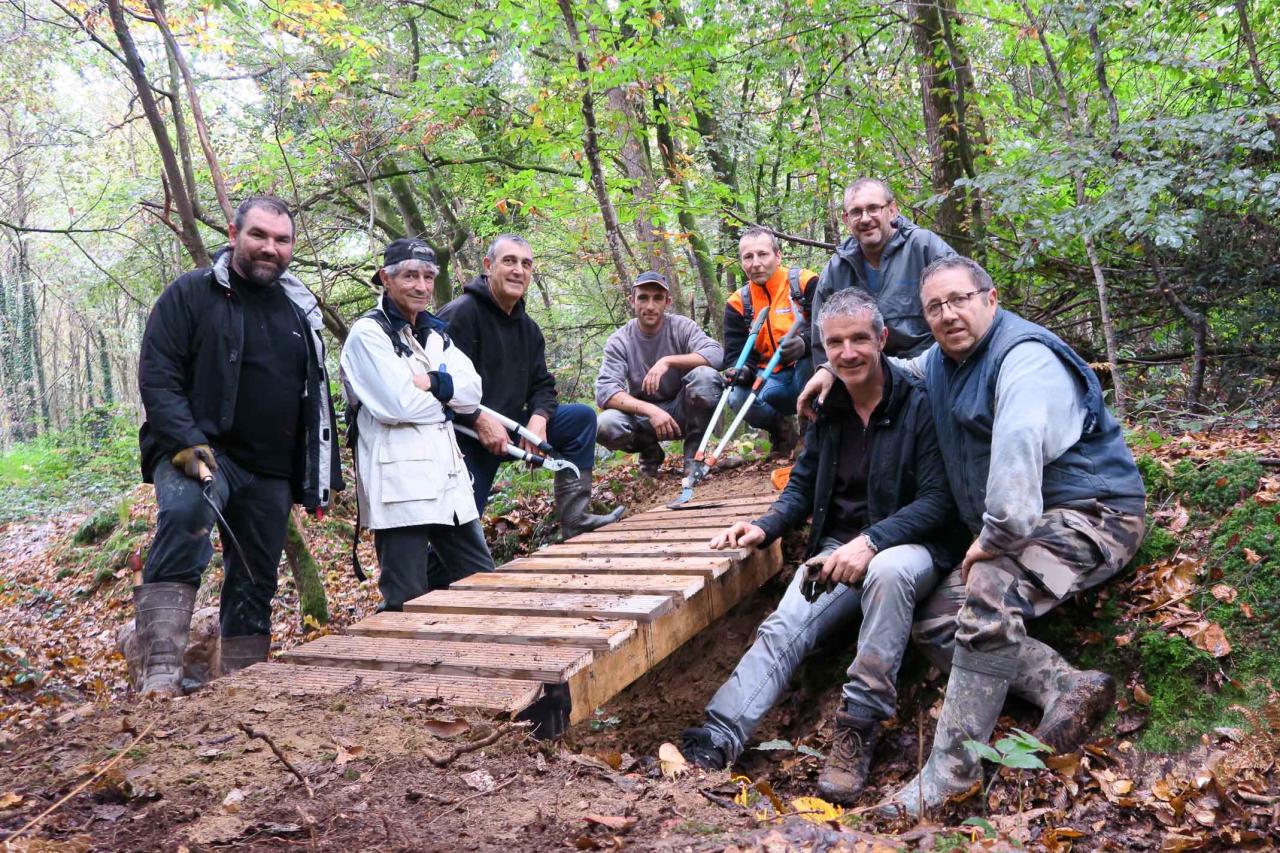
[820,536,875,587]
[960,539,998,584]
[172,444,217,481]
[710,521,765,550]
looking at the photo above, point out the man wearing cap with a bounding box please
[438,234,623,539]
[136,195,343,696]
[595,271,725,476]
[340,238,496,610]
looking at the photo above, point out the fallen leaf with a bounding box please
[585,749,623,770]
[582,814,635,831]
[222,788,245,814]
[462,769,495,792]
[1169,505,1189,533]
[1182,621,1232,657]
[0,792,24,809]
[789,795,843,823]
[1210,584,1237,603]
[422,718,470,739]
[657,742,688,778]
[1242,547,1262,565]
[1134,684,1153,705]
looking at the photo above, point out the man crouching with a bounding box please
[340,239,496,611]
[679,288,963,804]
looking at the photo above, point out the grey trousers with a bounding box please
[596,365,724,458]
[373,519,495,610]
[703,538,939,762]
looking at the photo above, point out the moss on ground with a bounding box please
[1170,453,1265,516]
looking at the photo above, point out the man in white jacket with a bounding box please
[340,239,496,610]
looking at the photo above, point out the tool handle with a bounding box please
[455,425,548,467]
[196,461,214,485]
[477,404,555,455]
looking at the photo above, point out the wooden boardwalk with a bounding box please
[233,492,782,733]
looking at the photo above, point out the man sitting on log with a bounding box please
[595,271,725,477]
[679,287,962,805]
[339,238,496,610]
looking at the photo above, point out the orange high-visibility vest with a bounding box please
[725,266,817,370]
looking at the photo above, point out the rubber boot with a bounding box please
[218,634,271,676]
[880,647,1018,819]
[554,469,625,539]
[816,710,880,805]
[134,582,197,698]
[767,415,799,458]
[681,725,729,771]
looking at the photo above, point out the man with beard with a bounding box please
[810,178,955,360]
[438,234,623,540]
[136,196,343,697]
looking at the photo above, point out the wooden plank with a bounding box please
[503,556,731,579]
[537,543,746,559]
[228,662,542,715]
[280,635,593,683]
[644,494,777,512]
[452,571,705,600]
[626,507,768,524]
[346,611,637,651]
[606,518,735,532]
[405,589,676,621]
[565,528,720,545]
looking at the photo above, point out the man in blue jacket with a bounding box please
[136,196,342,696]
[680,288,963,804]
[810,178,955,360]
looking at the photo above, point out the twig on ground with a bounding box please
[699,789,747,812]
[238,722,314,798]
[425,724,509,767]
[4,720,156,844]
[423,774,517,825]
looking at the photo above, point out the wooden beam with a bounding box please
[502,556,731,579]
[280,635,593,683]
[404,589,676,621]
[346,611,637,651]
[451,571,705,600]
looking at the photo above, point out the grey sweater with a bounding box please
[595,315,724,408]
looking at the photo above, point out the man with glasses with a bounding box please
[877,256,1145,817]
[810,178,955,360]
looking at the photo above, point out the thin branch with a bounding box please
[423,774,517,826]
[723,208,837,251]
[238,722,314,797]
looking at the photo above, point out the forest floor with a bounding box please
[1,428,1279,852]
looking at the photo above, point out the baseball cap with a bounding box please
[371,238,438,285]
[632,270,670,291]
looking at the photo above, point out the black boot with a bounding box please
[681,725,728,770]
[218,634,271,676]
[767,415,799,458]
[816,711,880,804]
[554,469,625,538]
[134,582,197,697]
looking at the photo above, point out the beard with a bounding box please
[232,245,287,286]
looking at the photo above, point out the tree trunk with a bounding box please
[284,509,329,629]
[1145,244,1209,408]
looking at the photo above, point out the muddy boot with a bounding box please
[879,648,1017,819]
[134,582,197,698]
[816,710,880,805]
[218,634,271,676]
[767,415,799,458]
[637,442,665,477]
[1006,637,1115,754]
[681,725,728,771]
[554,469,625,539]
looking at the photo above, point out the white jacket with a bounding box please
[340,308,482,529]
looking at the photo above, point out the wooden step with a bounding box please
[606,518,735,532]
[565,528,719,545]
[645,494,777,512]
[228,662,542,714]
[280,635,593,683]
[405,589,676,621]
[346,611,637,650]
[451,571,705,600]
[538,542,745,559]
[503,556,731,579]
[630,507,769,524]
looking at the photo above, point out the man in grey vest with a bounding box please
[880,256,1146,817]
[810,178,955,361]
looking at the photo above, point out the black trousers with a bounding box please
[373,519,495,610]
[144,453,292,638]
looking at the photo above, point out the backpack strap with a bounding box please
[787,267,803,309]
[738,283,754,322]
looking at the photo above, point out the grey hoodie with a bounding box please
[811,216,955,360]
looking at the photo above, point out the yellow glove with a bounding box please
[172,444,217,481]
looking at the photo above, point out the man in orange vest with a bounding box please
[722,226,818,455]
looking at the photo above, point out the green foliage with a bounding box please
[1129,522,1177,569]
[965,728,1050,771]
[1170,454,1264,515]
[1133,630,1230,751]
[1133,454,1174,504]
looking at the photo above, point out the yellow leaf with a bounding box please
[1242,547,1262,565]
[657,742,688,778]
[0,792,23,809]
[789,796,843,823]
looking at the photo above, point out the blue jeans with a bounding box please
[702,538,940,762]
[728,362,813,430]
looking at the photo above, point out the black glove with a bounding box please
[724,367,755,388]
[172,444,217,481]
[779,335,806,365]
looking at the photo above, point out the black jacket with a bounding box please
[137,249,344,512]
[753,358,963,569]
[438,277,558,421]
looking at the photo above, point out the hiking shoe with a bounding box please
[815,711,879,805]
[681,726,728,770]
[1033,670,1116,755]
[638,444,665,477]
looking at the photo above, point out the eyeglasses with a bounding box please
[844,203,887,220]
[924,289,988,319]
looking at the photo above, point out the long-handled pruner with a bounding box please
[668,306,770,508]
[478,404,556,456]
[454,425,581,477]
[671,300,805,508]
[196,461,255,585]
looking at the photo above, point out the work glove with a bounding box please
[172,444,217,481]
[778,335,806,365]
[723,366,755,388]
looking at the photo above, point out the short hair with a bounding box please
[384,258,438,278]
[738,226,780,254]
[843,178,895,208]
[485,233,532,264]
[918,255,995,295]
[233,195,294,234]
[818,287,884,339]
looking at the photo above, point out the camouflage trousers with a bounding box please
[913,501,1145,661]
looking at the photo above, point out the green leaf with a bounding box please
[962,816,997,838]
[963,740,1002,764]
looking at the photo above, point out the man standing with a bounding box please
[136,196,343,696]
[722,226,818,456]
[811,178,955,360]
[340,239,495,610]
[681,288,961,804]
[596,271,725,476]
[439,234,622,537]
[881,257,1145,817]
